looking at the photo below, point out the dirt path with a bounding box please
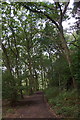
[4,91,56,118]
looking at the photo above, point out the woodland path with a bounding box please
[5,91,57,118]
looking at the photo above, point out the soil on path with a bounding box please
[3,91,57,118]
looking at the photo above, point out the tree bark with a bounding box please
[59,25,76,88]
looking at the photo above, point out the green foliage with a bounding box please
[2,2,79,111]
[57,105,78,117]
[7,108,15,114]
[2,71,18,100]
[45,88,79,117]
[45,87,59,99]
[70,32,80,90]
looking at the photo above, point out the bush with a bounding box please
[45,87,79,118]
[57,105,78,117]
[45,87,59,99]
[2,71,18,102]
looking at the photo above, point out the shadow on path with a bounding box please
[3,91,55,118]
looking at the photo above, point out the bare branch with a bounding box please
[62,2,69,18]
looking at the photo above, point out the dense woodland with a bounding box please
[2,1,80,118]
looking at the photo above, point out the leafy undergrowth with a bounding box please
[2,100,22,117]
[2,105,16,117]
[45,87,80,118]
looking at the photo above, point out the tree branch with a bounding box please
[57,2,63,24]
[21,3,60,30]
[68,33,80,49]
[5,32,17,56]
[62,2,69,18]
[2,43,12,73]
[9,25,19,58]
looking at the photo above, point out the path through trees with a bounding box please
[3,92,57,118]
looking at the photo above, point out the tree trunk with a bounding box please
[58,73,61,90]
[28,54,34,95]
[41,67,44,90]
[59,25,76,88]
[34,70,39,91]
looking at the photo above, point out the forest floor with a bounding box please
[3,91,59,118]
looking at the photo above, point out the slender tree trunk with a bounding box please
[41,67,44,90]
[28,54,33,95]
[48,50,54,81]
[34,70,39,91]
[58,72,61,91]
